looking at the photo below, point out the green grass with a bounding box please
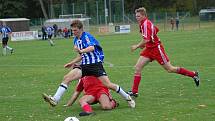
[0,28,215,121]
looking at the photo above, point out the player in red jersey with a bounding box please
[64,76,118,116]
[127,7,200,97]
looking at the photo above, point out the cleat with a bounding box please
[127,91,138,97]
[10,49,14,54]
[127,95,135,108]
[193,71,200,87]
[50,43,55,46]
[79,112,95,117]
[42,93,57,107]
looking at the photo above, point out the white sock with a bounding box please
[53,83,68,102]
[6,46,12,51]
[2,47,7,55]
[116,85,129,100]
[49,40,54,46]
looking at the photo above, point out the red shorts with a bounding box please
[86,88,112,103]
[140,44,169,65]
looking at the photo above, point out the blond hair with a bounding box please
[70,20,83,29]
[135,7,147,17]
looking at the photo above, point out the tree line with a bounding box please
[0,0,214,19]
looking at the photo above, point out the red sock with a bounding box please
[82,104,93,113]
[132,73,141,93]
[177,67,195,77]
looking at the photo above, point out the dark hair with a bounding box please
[70,20,83,29]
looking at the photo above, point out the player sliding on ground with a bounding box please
[127,7,200,97]
[42,20,135,108]
[64,76,118,116]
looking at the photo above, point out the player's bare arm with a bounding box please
[64,91,81,107]
[131,39,146,52]
[64,54,82,68]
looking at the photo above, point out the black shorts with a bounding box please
[48,35,52,39]
[80,62,107,77]
[2,37,9,45]
[73,64,81,70]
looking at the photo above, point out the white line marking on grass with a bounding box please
[0,64,214,69]
[104,61,114,67]
[0,95,17,99]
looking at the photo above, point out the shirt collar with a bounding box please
[140,17,147,25]
[76,31,85,40]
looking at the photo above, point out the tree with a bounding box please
[39,0,48,19]
[0,0,26,18]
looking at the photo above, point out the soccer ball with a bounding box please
[64,117,79,121]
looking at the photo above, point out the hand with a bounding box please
[74,46,81,54]
[63,104,71,107]
[64,62,74,68]
[131,45,138,52]
[139,44,145,49]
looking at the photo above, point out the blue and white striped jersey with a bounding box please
[46,26,54,35]
[73,32,104,65]
[0,26,12,38]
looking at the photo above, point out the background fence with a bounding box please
[30,1,215,32]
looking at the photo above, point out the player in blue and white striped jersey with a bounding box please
[73,31,104,65]
[42,20,135,109]
[0,25,13,55]
[46,26,55,46]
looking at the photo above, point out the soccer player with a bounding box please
[0,25,13,55]
[53,24,58,38]
[170,17,175,31]
[42,20,135,108]
[41,25,47,40]
[127,7,200,97]
[46,26,55,46]
[64,76,118,116]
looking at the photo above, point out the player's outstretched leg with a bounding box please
[42,82,68,107]
[162,62,200,87]
[115,85,135,108]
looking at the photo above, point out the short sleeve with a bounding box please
[85,34,95,46]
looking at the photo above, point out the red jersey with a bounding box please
[139,18,161,48]
[76,76,109,95]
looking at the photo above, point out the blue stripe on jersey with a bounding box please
[1,27,11,38]
[73,32,104,65]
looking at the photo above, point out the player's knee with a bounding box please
[63,75,72,83]
[102,82,112,89]
[135,65,142,73]
[165,67,175,73]
[78,99,85,105]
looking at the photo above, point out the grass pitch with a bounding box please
[0,28,215,121]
